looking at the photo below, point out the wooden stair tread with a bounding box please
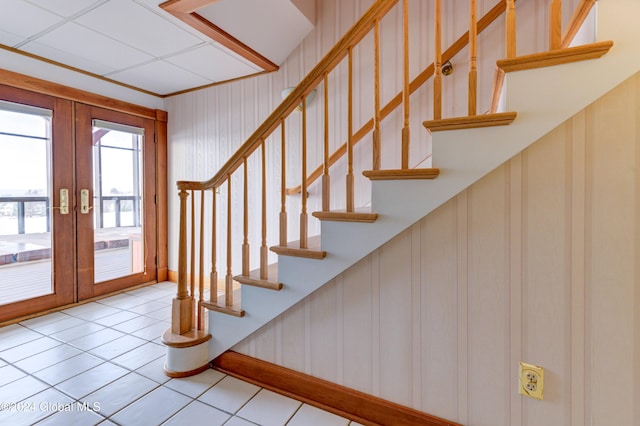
[497,40,613,73]
[423,112,517,132]
[363,168,440,180]
[161,328,211,349]
[234,263,282,290]
[270,235,326,260]
[203,289,245,317]
[312,210,378,223]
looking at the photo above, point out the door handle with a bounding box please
[80,189,93,214]
[51,189,69,215]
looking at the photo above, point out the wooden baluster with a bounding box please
[189,190,195,319]
[260,141,268,279]
[242,158,249,276]
[225,177,233,306]
[172,189,193,334]
[550,0,562,50]
[373,18,381,171]
[402,0,410,168]
[300,96,308,248]
[347,46,355,211]
[506,0,516,58]
[280,119,287,246]
[322,74,330,211]
[197,189,205,330]
[210,187,217,303]
[469,0,477,116]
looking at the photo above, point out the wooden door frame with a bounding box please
[0,85,75,322]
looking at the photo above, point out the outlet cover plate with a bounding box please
[519,362,544,400]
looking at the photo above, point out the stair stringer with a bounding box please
[206,0,640,361]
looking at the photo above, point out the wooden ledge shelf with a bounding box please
[363,168,440,180]
[270,245,327,260]
[312,211,378,223]
[203,293,245,317]
[497,40,614,73]
[423,111,517,132]
[234,274,283,291]
[161,328,211,349]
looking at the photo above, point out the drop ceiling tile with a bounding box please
[0,29,25,47]
[108,60,211,95]
[75,0,204,57]
[26,0,105,18]
[0,0,62,39]
[165,44,261,82]
[21,22,153,75]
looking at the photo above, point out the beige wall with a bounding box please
[233,73,640,425]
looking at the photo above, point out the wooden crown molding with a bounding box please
[159,0,279,72]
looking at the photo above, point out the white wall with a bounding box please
[233,72,640,426]
[165,0,572,274]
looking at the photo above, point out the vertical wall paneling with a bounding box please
[508,154,523,426]
[569,110,586,426]
[377,229,413,405]
[233,73,640,425]
[456,193,469,424]
[466,166,509,426]
[371,249,381,397]
[588,75,636,426]
[410,222,422,409]
[421,199,458,420]
[635,73,640,426]
[523,123,569,424]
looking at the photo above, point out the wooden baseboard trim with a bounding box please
[213,351,461,426]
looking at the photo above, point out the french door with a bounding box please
[0,87,158,322]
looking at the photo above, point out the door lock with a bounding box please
[51,188,69,215]
[80,189,93,214]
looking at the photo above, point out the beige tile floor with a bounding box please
[0,282,363,426]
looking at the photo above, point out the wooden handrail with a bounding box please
[286,0,510,195]
[176,0,400,192]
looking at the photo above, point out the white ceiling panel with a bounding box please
[21,22,153,75]
[165,43,261,82]
[198,0,314,65]
[75,0,205,57]
[0,0,62,40]
[107,60,211,94]
[25,0,105,18]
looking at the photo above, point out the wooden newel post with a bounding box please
[172,188,194,334]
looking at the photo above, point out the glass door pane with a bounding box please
[75,103,156,301]
[92,121,144,283]
[0,104,53,305]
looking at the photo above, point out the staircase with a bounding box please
[163,0,640,384]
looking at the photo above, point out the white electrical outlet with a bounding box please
[519,362,544,400]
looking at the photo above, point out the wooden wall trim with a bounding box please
[213,351,462,426]
[159,0,278,72]
[0,68,160,119]
[156,109,169,282]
